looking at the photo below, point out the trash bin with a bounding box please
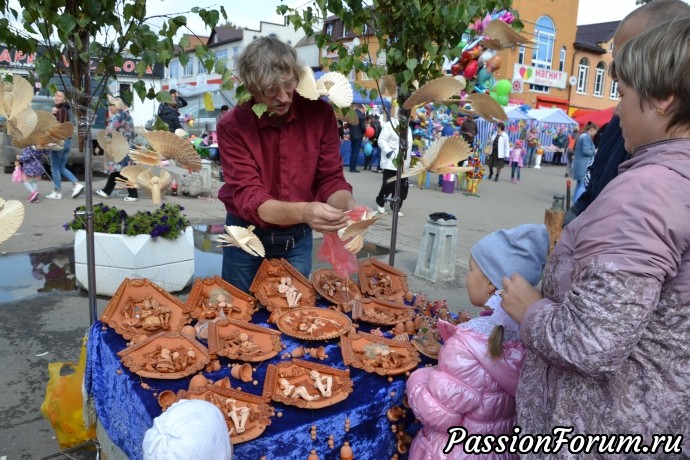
[441,174,456,194]
[414,214,458,282]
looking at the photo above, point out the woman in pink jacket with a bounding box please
[406,224,549,460]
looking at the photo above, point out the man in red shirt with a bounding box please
[217,36,357,293]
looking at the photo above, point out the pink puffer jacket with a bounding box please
[406,318,526,460]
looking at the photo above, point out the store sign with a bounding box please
[513,64,567,89]
[0,45,164,78]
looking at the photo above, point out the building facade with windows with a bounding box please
[319,0,624,116]
[568,21,619,116]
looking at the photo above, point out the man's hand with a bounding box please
[500,273,543,324]
[303,202,350,233]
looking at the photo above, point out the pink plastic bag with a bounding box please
[12,164,27,183]
[317,206,371,278]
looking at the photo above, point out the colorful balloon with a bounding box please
[365,126,375,138]
[363,142,373,156]
[497,95,509,106]
[495,79,512,96]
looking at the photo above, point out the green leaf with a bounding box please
[252,103,268,118]
[406,59,418,70]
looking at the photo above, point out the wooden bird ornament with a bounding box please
[96,130,129,164]
[338,208,383,253]
[296,66,354,108]
[390,136,474,181]
[12,111,74,150]
[481,20,535,50]
[0,197,25,244]
[0,74,37,139]
[216,225,266,258]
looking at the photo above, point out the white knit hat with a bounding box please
[142,399,232,460]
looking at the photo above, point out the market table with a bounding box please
[85,307,422,460]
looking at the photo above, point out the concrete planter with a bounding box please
[74,227,194,296]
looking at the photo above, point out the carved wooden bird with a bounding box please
[12,110,74,150]
[481,19,535,50]
[0,197,25,244]
[216,225,266,258]
[391,136,474,181]
[0,75,37,139]
[403,76,466,110]
[338,209,383,253]
[129,130,202,171]
[96,130,129,164]
[296,66,354,108]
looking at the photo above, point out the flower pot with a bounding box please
[74,227,194,296]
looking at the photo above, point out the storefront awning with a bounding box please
[535,95,569,111]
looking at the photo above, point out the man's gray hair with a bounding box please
[235,35,302,96]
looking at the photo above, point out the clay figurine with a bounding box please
[225,397,251,435]
[279,378,320,401]
[277,276,302,308]
[309,369,333,398]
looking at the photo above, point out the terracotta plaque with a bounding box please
[207,319,283,362]
[340,330,420,376]
[358,297,414,326]
[358,258,410,304]
[263,359,353,409]
[117,331,210,379]
[276,307,352,341]
[311,268,362,312]
[101,278,191,342]
[186,276,258,322]
[249,259,317,314]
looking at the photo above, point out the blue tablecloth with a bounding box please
[85,308,421,460]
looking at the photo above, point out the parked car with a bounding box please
[2,95,105,173]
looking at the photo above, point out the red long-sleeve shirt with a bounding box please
[217,94,352,229]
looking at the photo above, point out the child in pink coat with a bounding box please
[406,224,549,460]
[509,139,526,184]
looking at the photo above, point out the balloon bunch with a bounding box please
[449,10,523,107]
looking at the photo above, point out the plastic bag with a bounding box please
[40,337,96,449]
[11,163,26,183]
[317,206,370,278]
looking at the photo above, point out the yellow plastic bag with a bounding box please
[40,337,96,449]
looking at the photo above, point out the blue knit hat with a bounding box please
[470,224,549,289]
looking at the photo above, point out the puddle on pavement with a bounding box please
[0,224,391,303]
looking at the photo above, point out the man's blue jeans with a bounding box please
[221,213,313,294]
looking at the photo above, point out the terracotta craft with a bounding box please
[311,268,362,313]
[340,331,421,376]
[263,359,353,409]
[358,258,410,304]
[249,259,316,317]
[359,297,414,326]
[206,318,283,362]
[186,276,258,323]
[117,331,210,379]
[276,307,352,341]
[101,278,191,342]
[174,383,275,444]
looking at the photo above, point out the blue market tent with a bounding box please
[504,105,534,121]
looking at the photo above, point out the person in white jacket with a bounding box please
[375,112,413,216]
[487,121,509,182]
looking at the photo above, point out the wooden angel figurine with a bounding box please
[137,169,172,204]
